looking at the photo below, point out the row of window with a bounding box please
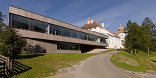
[57,42,80,50]
[10,14,107,43]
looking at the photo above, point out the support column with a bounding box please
[48,24,50,34]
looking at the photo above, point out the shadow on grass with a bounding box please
[12,54,45,76]
[16,54,44,59]
[151,60,156,63]
[13,61,32,75]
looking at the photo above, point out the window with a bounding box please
[62,27,72,37]
[12,14,29,30]
[88,34,94,41]
[33,20,47,33]
[49,24,53,34]
[53,25,62,35]
[45,23,49,34]
[84,33,88,40]
[79,32,85,40]
[29,19,34,31]
[94,35,98,42]
[57,42,80,50]
[72,30,79,38]
[79,32,87,40]
[100,37,106,43]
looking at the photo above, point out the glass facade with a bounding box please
[57,42,80,50]
[10,13,107,44]
[62,27,72,37]
[79,32,87,40]
[88,34,94,41]
[49,24,53,34]
[72,30,79,38]
[33,20,47,33]
[53,25,62,35]
[12,14,29,30]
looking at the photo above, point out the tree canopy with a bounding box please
[0,11,26,59]
[124,20,142,53]
[124,17,156,54]
[0,11,6,30]
[142,17,156,51]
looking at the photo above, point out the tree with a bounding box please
[124,20,132,49]
[0,11,6,30]
[125,19,153,54]
[142,17,155,31]
[140,26,151,54]
[124,20,142,54]
[142,17,156,52]
[0,11,26,59]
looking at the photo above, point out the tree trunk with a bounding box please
[131,49,133,54]
[148,47,150,55]
[135,49,136,54]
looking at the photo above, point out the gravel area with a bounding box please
[125,70,156,78]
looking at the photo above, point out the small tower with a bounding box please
[118,24,125,48]
[87,18,91,24]
[118,24,125,41]
[118,24,124,33]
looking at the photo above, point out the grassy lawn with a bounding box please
[12,53,96,78]
[111,50,156,72]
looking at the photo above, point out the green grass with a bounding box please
[12,53,96,78]
[150,57,156,61]
[149,52,156,63]
[111,50,156,72]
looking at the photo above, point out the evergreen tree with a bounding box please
[140,26,151,53]
[142,17,156,52]
[125,18,154,54]
[124,20,142,54]
[142,17,155,31]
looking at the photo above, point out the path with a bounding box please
[87,49,110,53]
[47,51,138,78]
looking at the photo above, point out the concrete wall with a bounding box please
[23,39,57,53]
[23,38,81,53]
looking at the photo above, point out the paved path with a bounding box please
[87,49,111,53]
[48,51,138,78]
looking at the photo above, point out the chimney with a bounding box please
[87,18,91,24]
[102,23,104,27]
[91,20,93,24]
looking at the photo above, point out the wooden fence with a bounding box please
[0,62,5,77]
[0,55,13,77]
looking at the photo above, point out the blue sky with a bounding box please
[0,0,156,33]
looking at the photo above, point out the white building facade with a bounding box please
[82,18,125,49]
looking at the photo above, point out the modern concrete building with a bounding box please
[8,6,108,53]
